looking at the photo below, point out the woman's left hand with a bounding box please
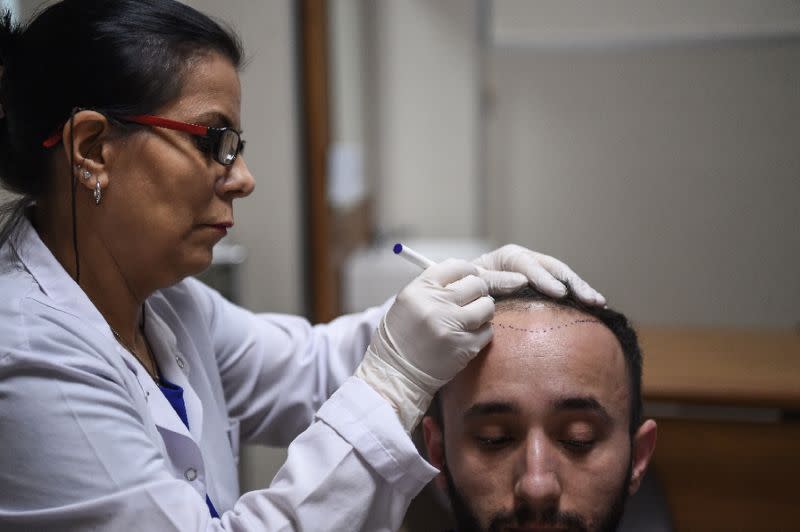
[473,244,606,306]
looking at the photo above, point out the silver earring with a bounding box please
[74,164,91,180]
[94,179,102,205]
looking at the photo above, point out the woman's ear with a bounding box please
[629,419,658,495]
[60,110,112,192]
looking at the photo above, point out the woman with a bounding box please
[0,1,604,530]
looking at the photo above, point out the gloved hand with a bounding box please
[473,244,606,305]
[356,259,494,432]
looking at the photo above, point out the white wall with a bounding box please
[327,0,369,208]
[494,0,800,47]
[329,0,366,145]
[487,2,800,327]
[370,0,481,239]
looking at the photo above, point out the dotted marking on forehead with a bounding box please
[490,318,602,334]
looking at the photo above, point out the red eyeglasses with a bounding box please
[43,113,246,166]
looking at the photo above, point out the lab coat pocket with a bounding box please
[226,418,241,465]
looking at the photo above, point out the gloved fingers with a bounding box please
[569,277,605,306]
[476,267,528,295]
[457,295,495,330]
[535,254,606,306]
[507,256,569,297]
[473,245,568,296]
[504,250,598,303]
[445,274,489,306]
[472,243,523,269]
[471,322,494,353]
[474,245,606,306]
[422,258,480,287]
[532,271,569,297]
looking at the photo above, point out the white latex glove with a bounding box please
[473,244,606,305]
[356,259,494,432]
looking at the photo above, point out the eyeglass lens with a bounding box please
[218,129,242,166]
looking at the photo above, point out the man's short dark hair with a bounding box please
[431,287,643,438]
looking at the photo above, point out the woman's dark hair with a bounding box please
[0,0,243,243]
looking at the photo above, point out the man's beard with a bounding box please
[442,460,630,532]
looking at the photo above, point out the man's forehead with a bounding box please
[442,306,629,418]
[491,308,605,350]
[487,305,618,364]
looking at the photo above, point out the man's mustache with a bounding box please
[488,504,589,532]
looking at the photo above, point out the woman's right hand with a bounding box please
[355,259,495,432]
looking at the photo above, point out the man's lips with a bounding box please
[506,526,567,532]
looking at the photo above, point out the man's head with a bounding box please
[422,288,657,532]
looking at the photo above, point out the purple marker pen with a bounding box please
[393,243,436,270]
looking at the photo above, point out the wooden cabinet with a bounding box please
[638,327,800,531]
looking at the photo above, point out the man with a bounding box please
[422,287,657,532]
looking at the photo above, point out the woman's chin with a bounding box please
[174,250,215,282]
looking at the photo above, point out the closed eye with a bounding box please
[476,435,514,450]
[561,439,595,453]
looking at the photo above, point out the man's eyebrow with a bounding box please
[463,401,519,421]
[552,397,612,423]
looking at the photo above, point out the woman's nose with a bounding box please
[514,436,562,510]
[217,156,255,198]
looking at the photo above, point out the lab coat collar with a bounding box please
[11,216,109,333]
[13,217,205,445]
[134,361,193,440]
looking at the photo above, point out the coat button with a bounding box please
[176,356,185,369]
[185,468,198,481]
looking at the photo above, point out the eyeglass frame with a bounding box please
[42,111,246,167]
[119,114,245,166]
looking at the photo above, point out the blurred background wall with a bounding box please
[369,0,482,238]
[485,0,800,328]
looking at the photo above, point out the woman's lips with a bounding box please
[206,222,233,236]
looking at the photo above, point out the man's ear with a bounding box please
[60,110,114,193]
[422,416,448,490]
[629,419,657,495]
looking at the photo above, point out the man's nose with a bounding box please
[217,156,256,198]
[513,435,562,509]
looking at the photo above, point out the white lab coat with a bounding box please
[0,218,437,531]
